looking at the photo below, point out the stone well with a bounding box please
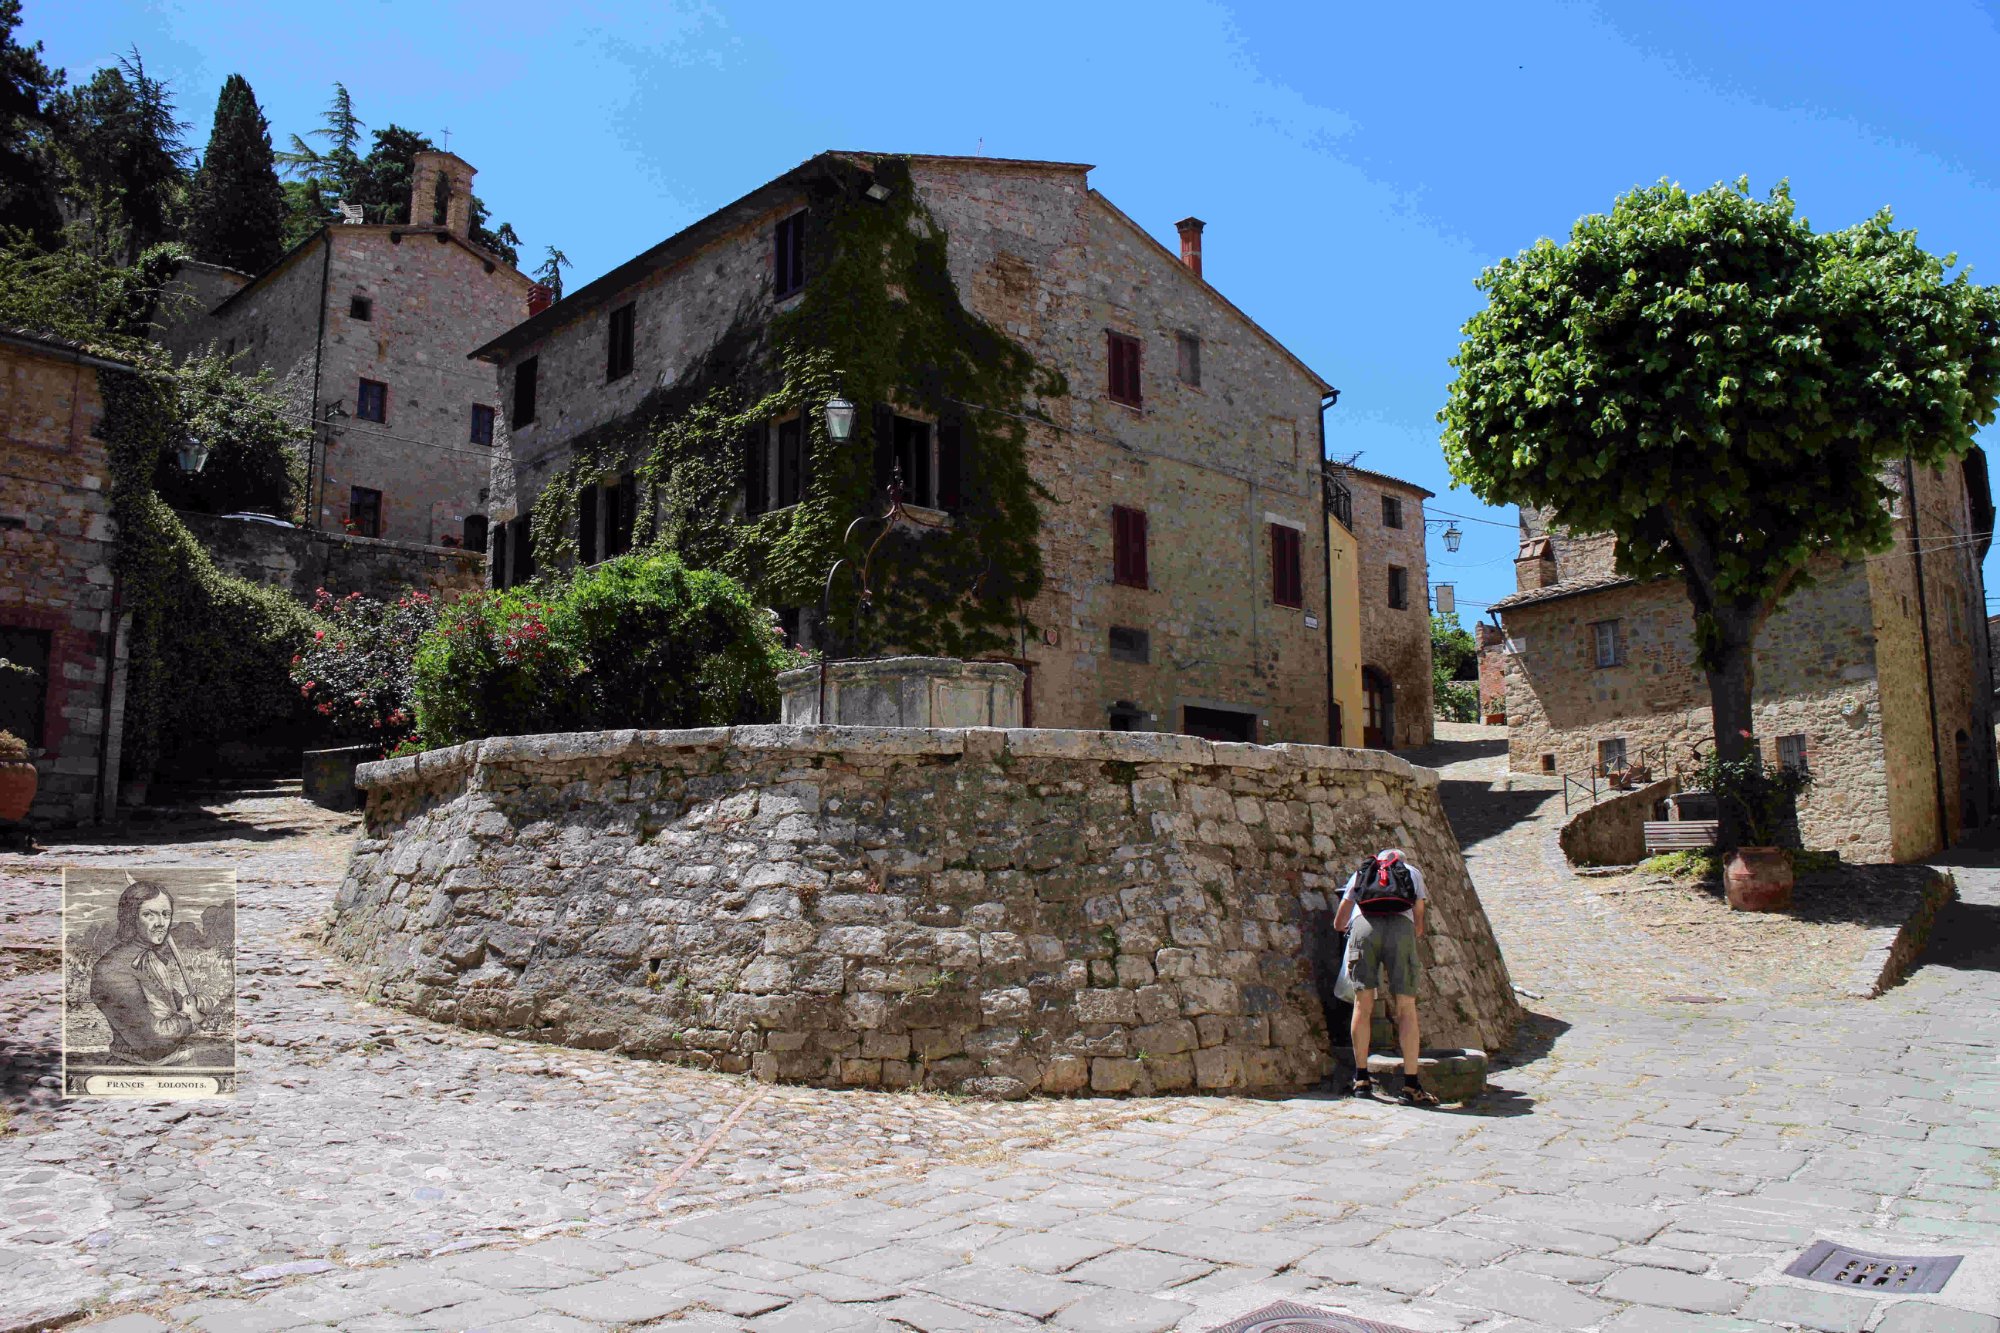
[778,656,1023,728]
[327,727,1520,1098]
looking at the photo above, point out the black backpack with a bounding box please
[1352,852,1417,917]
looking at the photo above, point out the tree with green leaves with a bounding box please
[533,245,570,300]
[1441,180,2000,839]
[275,81,363,243]
[48,48,189,263]
[0,0,64,243]
[183,74,284,274]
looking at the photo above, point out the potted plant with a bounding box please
[0,728,35,821]
[1697,750,1813,911]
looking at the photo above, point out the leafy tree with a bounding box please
[533,245,570,300]
[149,345,307,517]
[0,232,185,344]
[1430,612,1476,688]
[1441,180,2000,840]
[183,74,284,273]
[48,49,190,263]
[275,81,362,243]
[0,0,64,243]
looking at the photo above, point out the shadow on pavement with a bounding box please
[1400,737,1509,768]
[1437,779,1555,851]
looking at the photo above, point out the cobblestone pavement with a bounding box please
[6,742,1999,1333]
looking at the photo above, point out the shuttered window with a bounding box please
[774,211,806,298]
[937,417,963,511]
[606,302,636,382]
[1270,524,1302,608]
[1107,332,1142,407]
[1388,565,1409,610]
[1112,506,1149,588]
[774,417,804,508]
[512,357,538,427]
[744,422,769,517]
[470,404,495,446]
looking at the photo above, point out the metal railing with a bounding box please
[1559,741,1673,815]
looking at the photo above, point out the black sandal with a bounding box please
[1399,1080,1440,1107]
[1351,1071,1373,1098]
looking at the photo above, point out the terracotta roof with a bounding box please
[1490,571,1638,613]
[1330,464,1434,499]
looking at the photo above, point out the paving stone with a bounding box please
[977,1230,1116,1273]
[916,1264,1082,1318]
[534,1278,692,1322]
[75,1319,175,1333]
[1296,1246,1453,1295]
[1597,1267,1748,1314]
[1377,1229,1510,1265]
[1048,1288,1193,1332]
[1736,1283,1876,1332]
[1604,1309,1769,1333]
[1435,1269,1618,1329]
[1873,1304,2000,1333]
[1064,1248,1215,1292]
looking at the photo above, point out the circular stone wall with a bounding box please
[327,726,1520,1098]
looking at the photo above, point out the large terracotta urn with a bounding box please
[1725,847,1794,912]
[0,760,36,822]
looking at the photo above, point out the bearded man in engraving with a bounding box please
[88,880,210,1065]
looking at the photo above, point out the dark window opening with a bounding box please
[774,211,806,299]
[1112,505,1149,589]
[499,512,535,587]
[464,514,489,554]
[606,302,636,382]
[775,416,804,508]
[1540,752,1556,773]
[578,477,635,565]
[1327,475,1353,530]
[1271,523,1303,608]
[0,626,51,748]
[744,421,769,517]
[356,378,388,424]
[348,486,382,539]
[1388,565,1409,610]
[490,524,508,589]
[1183,705,1256,744]
[1382,495,1403,528]
[892,416,932,507]
[1108,699,1148,731]
[512,357,538,428]
[1108,626,1150,664]
[1107,331,1142,407]
[349,295,371,321]
[470,403,495,447]
[778,607,803,647]
[1176,332,1200,387]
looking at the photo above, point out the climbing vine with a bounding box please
[526,155,1067,657]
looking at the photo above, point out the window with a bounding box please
[606,302,636,382]
[866,408,961,511]
[1540,753,1556,773]
[463,514,488,554]
[1108,626,1150,664]
[1183,705,1256,743]
[1598,737,1628,772]
[1107,331,1142,407]
[774,416,804,509]
[512,356,538,428]
[892,416,931,506]
[1112,505,1149,588]
[489,523,507,589]
[348,486,382,538]
[0,626,51,747]
[1108,700,1148,731]
[493,512,536,588]
[356,378,387,424]
[1327,476,1352,531]
[1778,733,1810,772]
[349,295,371,321]
[1592,619,1624,668]
[1270,523,1303,608]
[1381,495,1404,529]
[578,477,635,565]
[1176,332,1200,387]
[774,210,806,299]
[470,404,495,447]
[1387,565,1408,610]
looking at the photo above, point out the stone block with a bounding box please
[1076,988,1139,1024]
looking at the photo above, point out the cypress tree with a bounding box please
[184,73,284,273]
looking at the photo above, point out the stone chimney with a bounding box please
[1175,217,1205,278]
[411,150,477,239]
[1514,536,1558,592]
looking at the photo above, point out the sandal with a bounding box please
[1399,1080,1441,1107]
[1351,1071,1374,1098]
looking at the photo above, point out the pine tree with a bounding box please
[49,48,190,262]
[0,0,65,243]
[183,74,284,273]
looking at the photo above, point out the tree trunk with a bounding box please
[1700,605,1761,850]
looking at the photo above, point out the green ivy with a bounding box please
[525,156,1067,658]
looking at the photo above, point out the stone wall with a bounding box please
[1475,622,1506,721]
[327,726,1521,1098]
[0,334,127,824]
[1559,778,1676,867]
[179,511,485,603]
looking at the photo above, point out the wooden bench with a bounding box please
[1644,820,1719,852]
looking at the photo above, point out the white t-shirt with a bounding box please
[1339,852,1428,910]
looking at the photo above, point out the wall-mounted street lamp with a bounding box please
[1443,522,1463,553]
[823,393,856,442]
[175,435,211,475]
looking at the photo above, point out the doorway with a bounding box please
[1362,668,1394,748]
[1182,705,1257,743]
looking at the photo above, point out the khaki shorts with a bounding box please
[1346,912,1419,998]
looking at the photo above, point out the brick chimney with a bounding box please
[411,150,477,239]
[1175,217,1205,278]
[526,283,555,317]
[1514,536,1558,591]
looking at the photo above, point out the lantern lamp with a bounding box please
[823,394,856,442]
[1443,522,1463,553]
[176,436,212,475]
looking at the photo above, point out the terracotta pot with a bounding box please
[0,760,35,821]
[1725,846,1794,912]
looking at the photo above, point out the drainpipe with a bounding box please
[307,229,333,531]
[1317,388,1341,745]
[1902,456,1950,848]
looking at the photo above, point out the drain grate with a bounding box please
[1206,1302,1425,1333]
[1784,1240,1962,1294]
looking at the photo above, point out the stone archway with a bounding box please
[1363,667,1394,749]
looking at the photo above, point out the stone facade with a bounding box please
[1558,778,1676,867]
[1475,621,1507,722]
[1497,457,1997,862]
[0,330,130,823]
[479,153,1337,744]
[327,725,1520,1098]
[1336,466,1434,748]
[158,154,533,548]
[177,511,485,603]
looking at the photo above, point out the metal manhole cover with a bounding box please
[1206,1301,1424,1333]
[1785,1240,1962,1294]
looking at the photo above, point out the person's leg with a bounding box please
[1349,987,1374,1073]
[1395,992,1420,1076]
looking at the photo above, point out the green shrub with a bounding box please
[1641,849,1721,880]
[291,588,440,754]
[1434,680,1478,723]
[411,552,788,747]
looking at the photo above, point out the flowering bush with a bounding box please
[288,588,440,753]
[410,553,788,747]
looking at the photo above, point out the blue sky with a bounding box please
[28,0,2000,620]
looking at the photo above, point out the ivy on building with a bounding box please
[526,156,1067,658]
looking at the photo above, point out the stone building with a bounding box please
[1493,455,1997,862]
[0,329,129,823]
[158,151,533,548]
[1330,465,1434,748]
[474,152,1339,743]
[1322,469,1363,746]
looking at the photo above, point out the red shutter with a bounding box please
[1113,506,1148,588]
[1125,337,1141,407]
[1272,524,1302,607]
